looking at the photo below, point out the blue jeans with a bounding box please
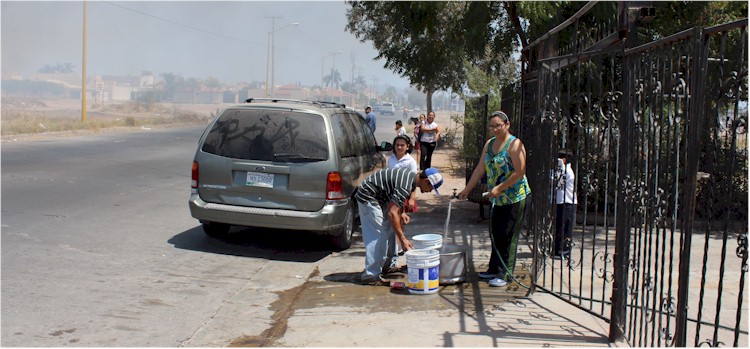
[358,200,398,279]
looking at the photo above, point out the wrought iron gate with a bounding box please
[516,2,747,346]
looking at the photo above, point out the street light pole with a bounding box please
[321,55,328,100]
[264,18,298,98]
[81,0,87,122]
[265,31,271,97]
[271,22,299,98]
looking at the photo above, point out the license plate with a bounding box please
[246,172,274,188]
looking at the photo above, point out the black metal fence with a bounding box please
[464,2,747,346]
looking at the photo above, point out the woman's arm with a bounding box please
[458,139,490,199]
[421,124,438,134]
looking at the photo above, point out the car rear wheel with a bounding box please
[202,221,230,238]
[330,204,355,251]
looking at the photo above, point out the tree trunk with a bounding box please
[425,87,434,114]
[502,1,529,49]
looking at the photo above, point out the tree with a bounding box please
[186,78,201,104]
[354,75,368,91]
[323,69,342,89]
[646,1,747,40]
[205,77,222,103]
[341,81,353,93]
[38,62,76,74]
[347,1,469,113]
[161,73,184,102]
[407,87,427,109]
[384,86,398,103]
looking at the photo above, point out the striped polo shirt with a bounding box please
[355,168,417,208]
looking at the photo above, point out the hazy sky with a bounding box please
[1,1,412,89]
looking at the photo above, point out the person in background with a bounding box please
[386,135,419,264]
[419,111,440,169]
[394,120,407,137]
[356,167,443,285]
[364,106,376,132]
[413,114,426,170]
[387,135,418,174]
[554,150,577,259]
[458,110,531,288]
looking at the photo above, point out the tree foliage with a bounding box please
[323,69,342,88]
[346,1,468,111]
[38,62,76,74]
[645,1,748,39]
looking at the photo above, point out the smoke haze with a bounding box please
[1,1,409,89]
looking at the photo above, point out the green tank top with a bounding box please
[484,135,531,206]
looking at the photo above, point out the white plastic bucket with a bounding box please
[412,233,443,251]
[406,249,440,295]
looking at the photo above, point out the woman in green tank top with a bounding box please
[458,111,531,287]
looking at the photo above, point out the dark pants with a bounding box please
[420,141,437,169]
[487,198,527,281]
[554,203,575,256]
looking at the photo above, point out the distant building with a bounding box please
[274,83,307,100]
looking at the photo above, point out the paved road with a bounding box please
[1,126,329,346]
[0,111,424,346]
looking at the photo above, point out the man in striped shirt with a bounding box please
[355,167,443,285]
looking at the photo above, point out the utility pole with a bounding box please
[350,53,355,107]
[265,30,272,97]
[321,55,327,100]
[81,0,87,122]
[265,15,282,97]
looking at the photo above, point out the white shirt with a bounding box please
[387,153,418,173]
[420,121,438,143]
[555,162,577,204]
[396,126,407,137]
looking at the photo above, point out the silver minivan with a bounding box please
[189,99,390,250]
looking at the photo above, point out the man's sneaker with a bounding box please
[488,278,507,287]
[360,275,388,286]
[381,265,406,275]
[478,272,498,279]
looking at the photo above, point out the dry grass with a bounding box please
[1,98,212,136]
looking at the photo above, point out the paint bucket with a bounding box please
[439,244,467,284]
[406,249,440,295]
[412,233,443,251]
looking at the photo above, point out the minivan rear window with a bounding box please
[201,109,329,162]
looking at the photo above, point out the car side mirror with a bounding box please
[378,142,393,152]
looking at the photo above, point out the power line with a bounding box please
[103,1,266,48]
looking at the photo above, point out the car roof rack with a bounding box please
[244,98,346,109]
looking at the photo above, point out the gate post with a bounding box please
[609,1,633,342]
[674,25,707,348]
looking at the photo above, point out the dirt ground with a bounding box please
[0,97,221,141]
[2,97,220,119]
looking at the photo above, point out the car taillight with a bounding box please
[326,172,345,200]
[191,161,199,188]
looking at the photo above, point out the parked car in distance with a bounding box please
[379,102,396,115]
[189,98,392,250]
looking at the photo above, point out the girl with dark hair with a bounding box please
[395,120,407,137]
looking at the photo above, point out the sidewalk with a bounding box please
[272,146,619,347]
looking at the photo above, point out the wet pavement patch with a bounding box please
[229,268,531,347]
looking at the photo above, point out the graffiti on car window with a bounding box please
[207,111,326,161]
